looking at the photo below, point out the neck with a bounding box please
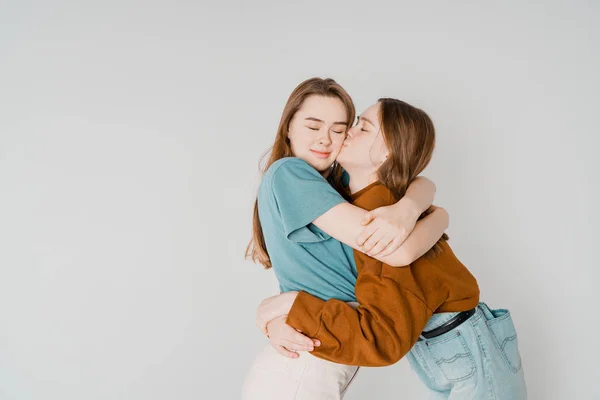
[345,166,379,194]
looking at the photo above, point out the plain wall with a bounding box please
[1,1,598,399]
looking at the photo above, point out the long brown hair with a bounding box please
[246,78,356,269]
[377,98,448,259]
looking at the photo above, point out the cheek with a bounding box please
[372,136,388,157]
[287,131,304,150]
[355,137,375,161]
[332,134,346,149]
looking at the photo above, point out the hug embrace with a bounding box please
[242,77,527,400]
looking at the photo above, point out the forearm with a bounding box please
[383,206,449,267]
[256,292,299,335]
[360,177,436,267]
[286,276,432,366]
[400,176,436,215]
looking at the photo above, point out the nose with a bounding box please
[318,130,332,146]
[346,126,357,139]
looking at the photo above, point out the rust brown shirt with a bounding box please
[285,182,480,366]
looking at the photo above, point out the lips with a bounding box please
[310,149,331,158]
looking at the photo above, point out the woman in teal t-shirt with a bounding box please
[242,78,449,399]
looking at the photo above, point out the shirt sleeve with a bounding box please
[286,256,434,367]
[285,182,438,367]
[269,158,347,243]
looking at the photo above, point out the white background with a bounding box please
[1,1,598,399]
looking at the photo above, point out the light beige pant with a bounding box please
[241,344,360,400]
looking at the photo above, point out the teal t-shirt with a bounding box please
[258,157,358,302]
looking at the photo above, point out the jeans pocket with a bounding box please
[425,331,477,382]
[483,306,523,373]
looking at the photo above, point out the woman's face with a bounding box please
[336,102,389,171]
[287,95,348,173]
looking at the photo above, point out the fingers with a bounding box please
[360,212,375,226]
[362,229,385,253]
[273,344,299,358]
[282,338,314,352]
[378,237,402,258]
[295,329,321,347]
[366,233,393,256]
[287,328,315,350]
[270,325,315,352]
[356,225,378,248]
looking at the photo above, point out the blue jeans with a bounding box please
[407,302,527,399]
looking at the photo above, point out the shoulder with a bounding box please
[264,157,323,183]
[352,183,396,210]
[366,184,395,201]
[267,157,316,174]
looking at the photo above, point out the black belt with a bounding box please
[420,308,477,340]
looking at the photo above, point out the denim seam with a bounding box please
[485,312,523,373]
[292,362,308,400]
[474,322,497,400]
[486,311,512,327]
[412,344,439,388]
[470,311,482,324]
[426,332,477,382]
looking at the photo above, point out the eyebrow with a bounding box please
[358,116,375,127]
[305,117,348,126]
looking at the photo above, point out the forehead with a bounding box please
[297,95,347,122]
[361,103,380,123]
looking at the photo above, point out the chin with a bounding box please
[315,162,334,172]
[313,159,335,172]
[298,157,323,172]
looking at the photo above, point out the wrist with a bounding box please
[398,196,421,219]
[265,314,288,338]
[282,291,299,313]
